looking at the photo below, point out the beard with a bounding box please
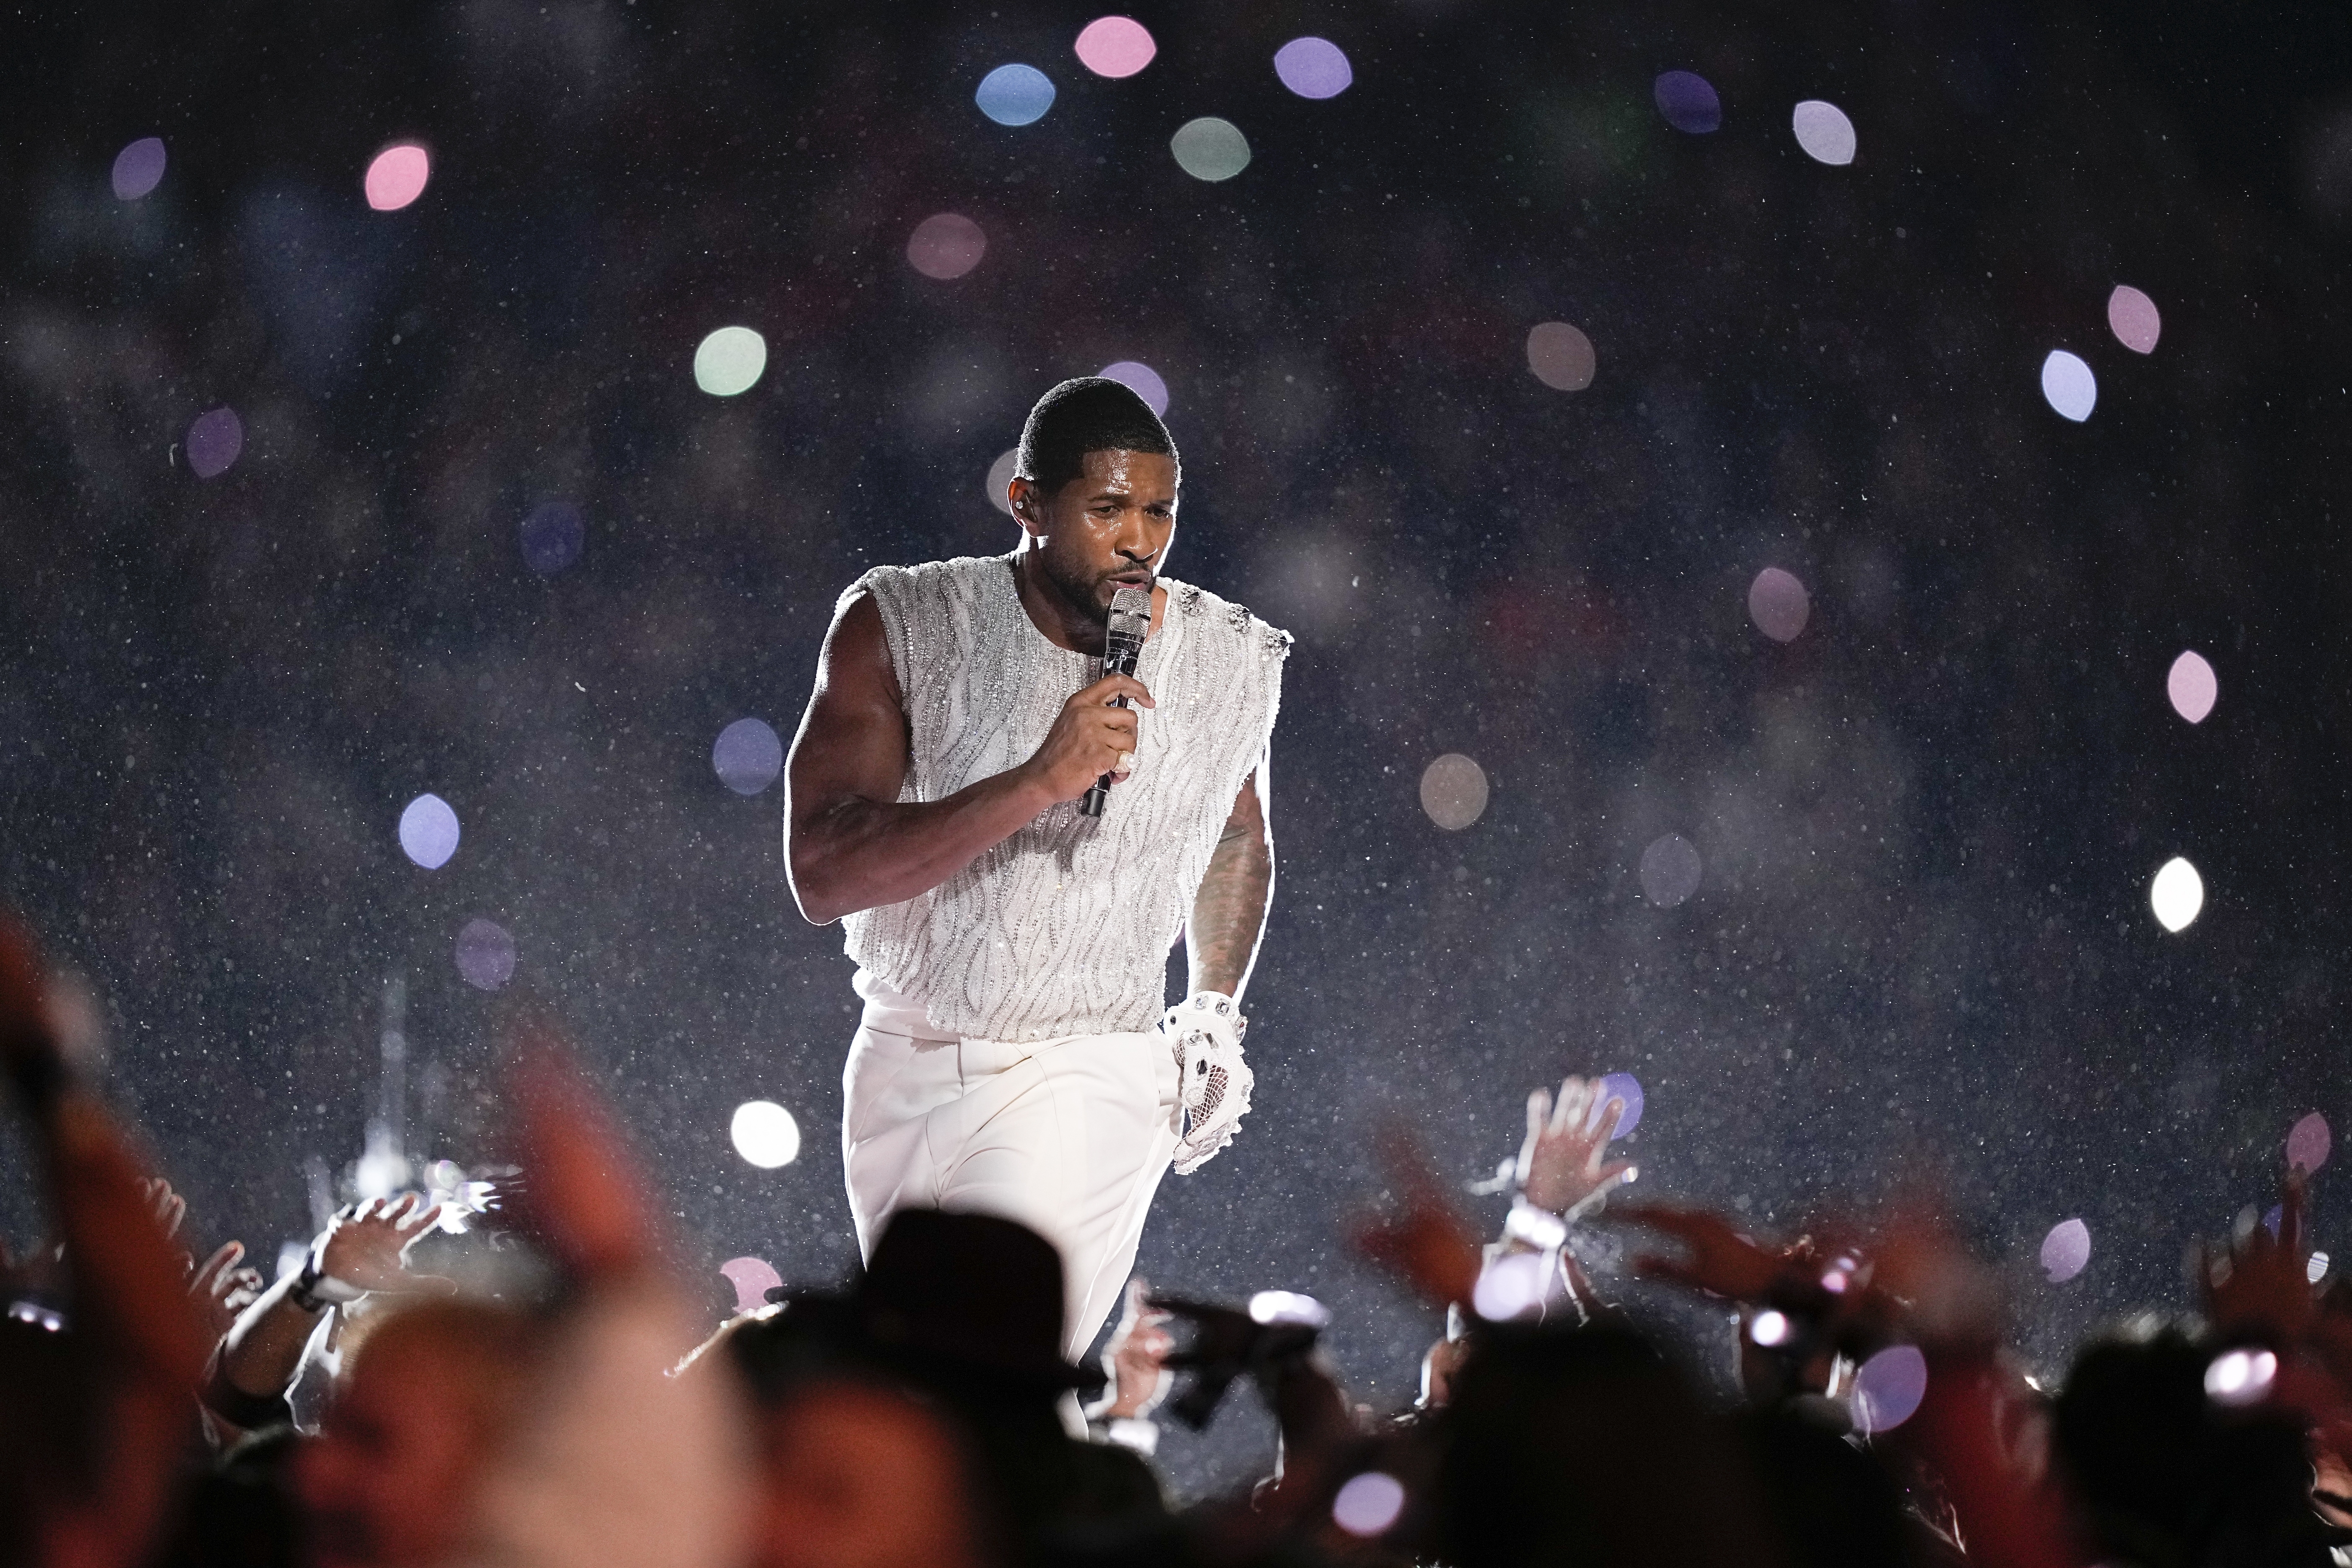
[1037,552,1129,620]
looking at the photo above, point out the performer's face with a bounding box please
[1011,448,1179,619]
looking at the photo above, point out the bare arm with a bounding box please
[785,592,1156,924]
[1186,766,1273,1000]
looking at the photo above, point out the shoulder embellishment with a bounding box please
[1263,626,1295,659]
[1175,583,1204,615]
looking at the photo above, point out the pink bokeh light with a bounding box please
[1074,16,1155,78]
[365,144,432,211]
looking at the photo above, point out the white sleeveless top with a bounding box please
[838,554,1290,1042]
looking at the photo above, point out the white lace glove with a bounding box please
[1163,991,1253,1174]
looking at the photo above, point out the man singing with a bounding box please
[784,377,1290,1356]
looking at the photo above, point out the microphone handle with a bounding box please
[1079,688,1134,818]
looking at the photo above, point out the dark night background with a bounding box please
[4,0,2350,1496]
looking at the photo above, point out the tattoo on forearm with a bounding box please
[1188,825,1272,1000]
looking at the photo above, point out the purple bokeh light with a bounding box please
[1593,1072,1644,1137]
[2109,285,2161,354]
[1274,37,1352,99]
[520,501,585,577]
[1653,71,1721,134]
[1853,1345,1929,1433]
[720,1256,783,1311]
[907,213,987,280]
[456,919,516,991]
[1748,567,1810,642]
[1639,833,1701,907]
[2289,1112,2332,1173]
[186,407,244,479]
[2040,1218,2091,1282]
[1099,360,1168,415]
[112,138,167,200]
[714,717,784,795]
[398,793,461,869]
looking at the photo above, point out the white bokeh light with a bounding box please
[2040,1218,2091,1283]
[731,1101,802,1168]
[398,793,461,869]
[1331,1472,1406,1538]
[2151,856,2204,932]
[695,326,767,397]
[1420,754,1489,830]
[2041,350,2097,422]
[1248,1290,1331,1327]
[2167,650,2216,722]
[1791,101,1856,165]
[987,449,1019,514]
[1171,117,1251,181]
[2205,1348,2277,1406]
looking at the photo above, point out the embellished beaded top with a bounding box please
[838,553,1290,1042]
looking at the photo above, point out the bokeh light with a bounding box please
[1638,833,1702,907]
[364,144,431,211]
[1853,1345,1929,1433]
[1074,17,1155,78]
[987,449,1019,515]
[1748,567,1810,642]
[111,137,167,200]
[1594,1072,1645,1137]
[2041,350,2097,422]
[455,919,516,991]
[713,717,784,795]
[519,500,585,577]
[185,407,244,479]
[1791,101,1856,165]
[2151,856,2204,932]
[2167,650,2216,722]
[2312,1252,2333,1284]
[694,326,767,397]
[1331,1472,1406,1538]
[1526,322,1596,391]
[2205,1347,2276,1406]
[2040,1218,2091,1282]
[1471,1250,1548,1320]
[1171,117,1251,182]
[730,1100,802,1168]
[720,1256,782,1311]
[907,213,987,280]
[1653,71,1721,134]
[1750,1309,1792,1347]
[1098,360,1169,415]
[2109,285,2162,354]
[1419,753,1489,830]
[398,793,461,869]
[1274,37,1352,99]
[1248,1290,1331,1327]
[2288,1111,2332,1173]
[975,64,1055,126]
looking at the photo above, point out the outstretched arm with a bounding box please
[785,591,1155,924]
[1186,765,1272,1000]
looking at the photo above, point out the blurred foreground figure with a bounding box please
[720,1207,1167,1568]
[787,376,1291,1355]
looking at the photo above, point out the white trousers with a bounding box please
[840,974,1182,1361]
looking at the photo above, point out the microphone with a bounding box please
[1080,582,1153,818]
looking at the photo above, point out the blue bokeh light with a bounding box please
[976,64,1055,126]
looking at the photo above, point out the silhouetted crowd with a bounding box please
[6,905,2349,1568]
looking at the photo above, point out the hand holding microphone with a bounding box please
[1082,583,1155,817]
[1023,671,1153,803]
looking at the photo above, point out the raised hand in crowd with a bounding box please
[1516,1075,1635,1220]
[1093,1275,1175,1425]
[0,912,211,1568]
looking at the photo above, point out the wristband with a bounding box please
[288,1250,365,1313]
[1102,1416,1159,1456]
[1504,1198,1570,1252]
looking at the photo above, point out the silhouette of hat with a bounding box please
[769,1208,1098,1390]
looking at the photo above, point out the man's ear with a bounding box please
[1008,475,1046,536]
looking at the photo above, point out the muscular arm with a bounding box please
[1186,765,1274,1000]
[786,592,1151,924]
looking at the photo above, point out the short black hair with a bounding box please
[1014,377,1178,495]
